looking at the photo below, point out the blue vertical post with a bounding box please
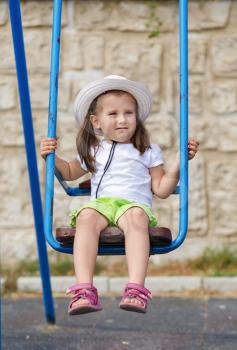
[8,0,55,324]
[151,0,189,254]
[44,0,70,253]
[178,0,189,245]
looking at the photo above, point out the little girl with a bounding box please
[40,75,199,315]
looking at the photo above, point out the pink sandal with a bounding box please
[66,283,102,315]
[119,283,152,313]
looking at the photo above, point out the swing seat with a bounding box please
[56,179,172,248]
[78,179,91,190]
[56,226,172,248]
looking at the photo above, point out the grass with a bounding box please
[2,247,237,293]
[98,247,237,278]
[1,256,105,293]
[189,247,237,277]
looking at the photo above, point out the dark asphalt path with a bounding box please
[2,296,237,350]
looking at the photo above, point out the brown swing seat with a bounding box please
[56,226,172,247]
[56,179,172,247]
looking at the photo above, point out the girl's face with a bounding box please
[90,92,137,143]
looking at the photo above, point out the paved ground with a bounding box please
[2,296,237,350]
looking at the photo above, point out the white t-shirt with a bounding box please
[76,140,164,207]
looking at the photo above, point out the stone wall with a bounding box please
[0,0,237,267]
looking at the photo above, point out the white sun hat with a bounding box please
[74,75,153,128]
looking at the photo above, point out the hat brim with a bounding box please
[74,77,153,131]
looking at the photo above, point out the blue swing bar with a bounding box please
[44,0,188,255]
[8,0,55,323]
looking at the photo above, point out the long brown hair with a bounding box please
[76,90,151,173]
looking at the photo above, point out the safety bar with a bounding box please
[55,169,180,196]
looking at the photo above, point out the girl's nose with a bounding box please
[117,114,126,123]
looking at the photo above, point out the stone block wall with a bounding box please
[0,0,237,267]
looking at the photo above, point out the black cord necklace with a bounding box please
[95,141,117,199]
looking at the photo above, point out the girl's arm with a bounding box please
[40,137,88,181]
[150,159,179,199]
[55,156,88,181]
[150,139,199,199]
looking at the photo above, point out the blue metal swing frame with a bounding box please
[44,0,189,255]
[8,0,188,323]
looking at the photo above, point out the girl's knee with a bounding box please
[127,207,148,221]
[118,207,149,231]
[76,208,108,230]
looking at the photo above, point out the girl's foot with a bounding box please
[66,283,102,315]
[119,283,152,313]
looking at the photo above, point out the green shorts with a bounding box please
[69,197,157,228]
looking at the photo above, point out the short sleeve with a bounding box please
[148,144,164,168]
[76,155,88,171]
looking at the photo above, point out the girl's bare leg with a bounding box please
[73,209,108,305]
[117,207,150,305]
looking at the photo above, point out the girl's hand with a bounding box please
[188,139,199,160]
[40,137,58,159]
